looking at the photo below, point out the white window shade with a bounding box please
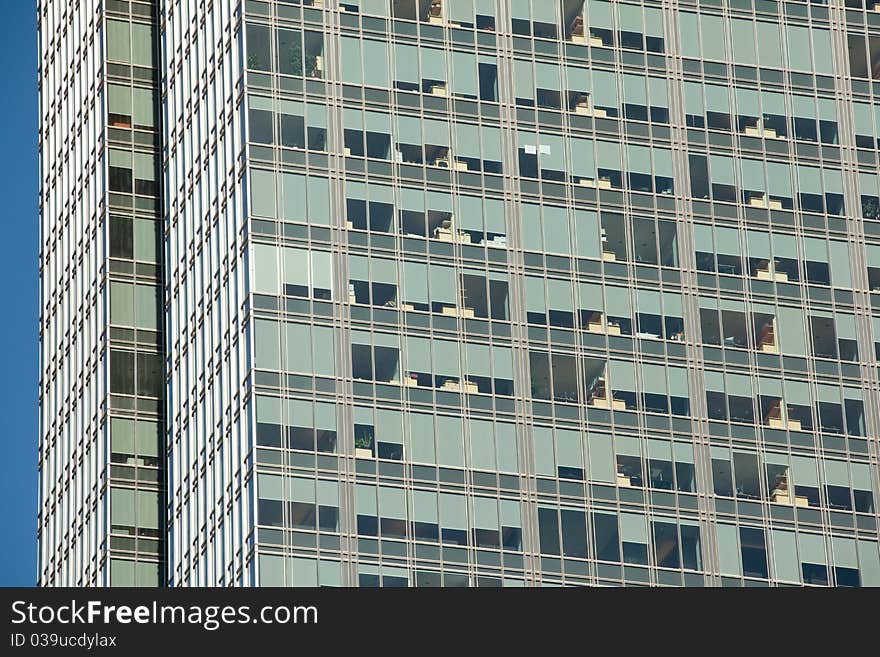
[396,115,422,144]
[591,70,618,106]
[454,122,481,160]
[673,442,694,464]
[795,95,818,120]
[258,474,284,501]
[433,339,460,377]
[772,530,801,583]
[627,144,651,175]
[772,233,797,259]
[111,488,136,526]
[823,168,842,195]
[281,173,306,223]
[131,23,153,67]
[574,210,600,259]
[610,359,636,392]
[289,399,313,428]
[543,205,570,255]
[547,278,573,311]
[406,336,432,373]
[376,409,404,445]
[414,42,444,83]
[684,82,704,115]
[620,513,648,546]
[797,165,821,193]
[283,246,309,288]
[798,532,827,565]
[823,459,849,487]
[588,434,615,483]
[370,256,397,285]
[714,227,741,256]
[429,264,457,303]
[731,18,756,65]
[741,159,765,191]
[556,429,582,468]
[705,84,730,113]
[364,110,390,133]
[736,87,760,116]
[588,1,614,29]
[784,379,810,406]
[491,346,513,380]
[458,195,483,232]
[356,484,377,516]
[570,138,596,177]
[341,37,362,84]
[832,537,858,569]
[109,84,131,115]
[473,497,499,530]
[810,28,834,75]
[596,140,621,169]
[644,7,663,38]
[136,490,159,529]
[662,292,683,318]
[792,456,819,488]
[641,363,667,395]
[254,243,280,294]
[423,194,451,218]
[448,0,474,23]
[525,276,546,314]
[652,147,673,178]
[533,427,555,476]
[829,241,852,288]
[860,172,879,197]
[514,59,534,101]
[349,254,369,281]
[803,236,828,262]
[412,490,438,524]
[767,162,791,197]
[440,493,468,530]
[757,22,783,68]
[717,524,742,576]
[379,486,407,519]
[615,435,641,458]
[525,54,558,94]
[762,91,785,116]
[709,154,735,186]
[566,65,589,92]
[776,306,806,356]
[618,3,642,32]
[481,127,503,163]
[623,74,647,106]
[465,342,491,377]
[395,43,420,85]
[424,119,450,146]
[636,288,661,314]
[314,402,336,431]
[605,285,631,317]
[451,51,477,97]
[649,77,668,107]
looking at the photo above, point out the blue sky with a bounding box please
[0,3,38,586]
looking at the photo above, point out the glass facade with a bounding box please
[240,0,880,588]
[38,0,164,586]
[42,0,880,588]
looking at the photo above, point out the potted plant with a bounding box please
[354,425,374,459]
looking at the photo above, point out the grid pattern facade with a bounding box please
[43,0,880,588]
[239,0,880,587]
[38,0,165,586]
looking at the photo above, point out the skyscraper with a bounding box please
[39,0,165,585]
[40,0,880,588]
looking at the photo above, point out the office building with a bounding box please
[40,0,880,587]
